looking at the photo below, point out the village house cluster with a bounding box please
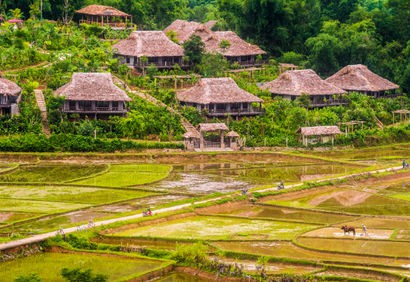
[0,4,403,150]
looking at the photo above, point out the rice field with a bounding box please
[72,164,172,187]
[0,164,107,183]
[1,149,410,280]
[297,237,410,257]
[0,252,171,281]
[0,185,156,205]
[109,215,318,240]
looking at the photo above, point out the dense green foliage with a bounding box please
[0,134,184,152]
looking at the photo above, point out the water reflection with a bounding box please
[145,163,357,194]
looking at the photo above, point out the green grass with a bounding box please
[0,185,156,204]
[0,199,88,213]
[297,237,410,257]
[73,164,172,187]
[0,212,44,224]
[390,192,410,202]
[109,215,317,240]
[0,252,170,281]
[0,164,107,183]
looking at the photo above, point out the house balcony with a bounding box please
[207,107,265,117]
[309,100,349,108]
[63,106,128,114]
[0,103,12,108]
[134,61,190,70]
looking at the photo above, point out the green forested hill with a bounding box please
[0,0,409,151]
[1,0,409,91]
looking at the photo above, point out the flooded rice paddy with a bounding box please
[1,147,410,281]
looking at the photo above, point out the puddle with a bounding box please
[151,173,250,194]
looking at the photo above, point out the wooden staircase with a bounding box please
[34,89,50,136]
[374,116,384,130]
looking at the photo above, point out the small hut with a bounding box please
[113,31,186,70]
[183,130,200,151]
[325,64,400,98]
[177,77,263,118]
[55,73,131,119]
[298,126,342,146]
[225,131,240,150]
[75,4,132,29]
[261,69,347,108]
[0,76,22,116]
[199,123,229,150]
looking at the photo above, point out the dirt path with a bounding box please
[0,165,405,251]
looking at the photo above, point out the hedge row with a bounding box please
[0,134,184,152]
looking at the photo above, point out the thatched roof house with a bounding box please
[205,31,266,58]
[164,20,266,67]
[113,31,186,70]
[0,77,22,97]
[325,64,400,97]
[298,126,342,146]
[0,77,22,116]
[177,77,263,117]
[164,19,214,43]
[56,73,131,118]
[261,69,347,108]
[75,5,132,28]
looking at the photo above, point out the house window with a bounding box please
[79,101,92,110]
[112,101,119,110]
[69,101,76,111]
[242,103,248,109]
[126,57,130,64]
[96,101,109,110]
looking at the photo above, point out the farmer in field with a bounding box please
[362,224,368,237]
[403,159,408,169]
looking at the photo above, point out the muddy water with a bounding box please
[142,162,357,194]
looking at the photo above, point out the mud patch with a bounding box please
[309,190,372,207]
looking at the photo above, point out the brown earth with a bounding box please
[263,171,410,207]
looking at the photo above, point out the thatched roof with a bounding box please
[55,73,131,101]
[298,126,342,136]
[183,130,200,139]
[261,69,346,96]
[164,19,214,44]
[164,20,265,57]
[113,31,184,58]
[226,131,240,137]
[0,78,21,96]
[199,123,229,132]
[177,77,263,104]
[204,31,266,57]
[76,5,130,17]
[325,64,399,92]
